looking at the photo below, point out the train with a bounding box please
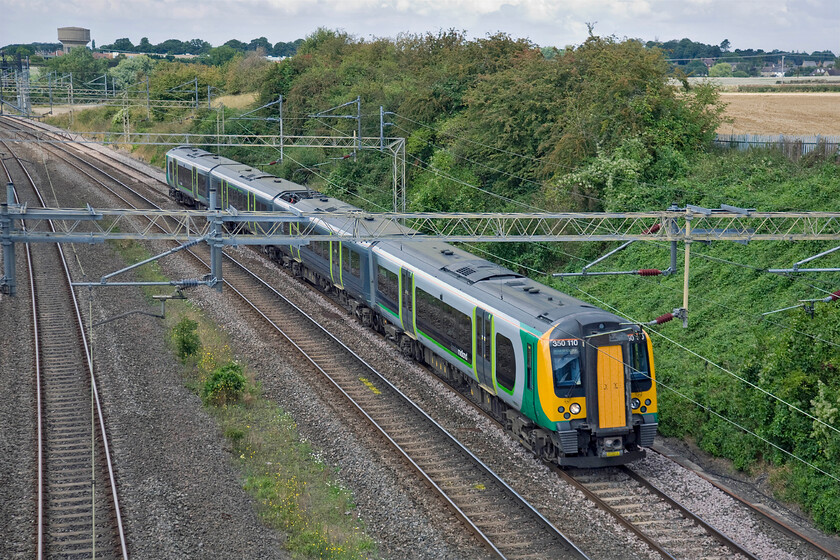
[165,146,658,467]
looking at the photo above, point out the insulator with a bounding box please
[649,313,674,325]
[637,269,662,276]
[642,223,661,234]
[824,289,840,303]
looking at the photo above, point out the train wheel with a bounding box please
[399,335,413,358]
[413,340,424,363]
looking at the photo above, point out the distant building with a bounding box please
[57,27,90,53]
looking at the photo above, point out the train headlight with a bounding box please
[570,403,581,415]
[631,398,641,410]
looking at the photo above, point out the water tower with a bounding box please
[58,27,91,53]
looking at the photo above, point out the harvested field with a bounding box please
[718,92,840,136]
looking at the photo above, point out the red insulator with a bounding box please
[642,223,661,234]
[651,313,674,325]
[637,269,662,276]
[827,289,840,302]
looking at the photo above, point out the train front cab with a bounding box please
[538,319,658,467]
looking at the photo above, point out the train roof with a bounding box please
[379,239,605,332]
[167,146,238,171]
[290,193,608,332]
[168,147,314,203]
[168,147,618,332]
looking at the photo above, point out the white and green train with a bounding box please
[167,146,658,467]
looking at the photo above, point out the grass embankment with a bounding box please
[110,239,377,559]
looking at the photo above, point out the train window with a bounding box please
[210,176,221,203]
[177,164,192,189]
[551,346,582,398]
[342,247,361,278]
[311,240,328,258]
[628,342,652,392]
[196,171,208,199]
[495,334,516,392]
[377,265,399,312]
[233,187,246,209]
[167,158,175,183]
[349,250,360,277]
[415,287,472,363]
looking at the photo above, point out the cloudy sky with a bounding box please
[1,0,838,54]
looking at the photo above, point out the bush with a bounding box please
[203,362,247,405]
[172,317,201,361]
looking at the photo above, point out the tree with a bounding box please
[111,38,135,52]
[709,62,733,76]
[45,47,109,85]
[108,54,155,89]
[155,39,189,55]
[273,39,303,57]
[187,38,211,55]
[206,45,239,66]
[223,39,247,52]
[248,37,271,52]
[138,37,152,53]
[720,39,731,52]
[685,59,708,76]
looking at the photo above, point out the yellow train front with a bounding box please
[528,314,658,467]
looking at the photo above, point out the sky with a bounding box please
[1,0,838,54]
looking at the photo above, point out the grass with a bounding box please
[213,92,258,109]
[184,316,377,559]
[113,238,378,558]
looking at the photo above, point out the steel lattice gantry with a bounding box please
[4,204,840,327]
[6,207,840,244]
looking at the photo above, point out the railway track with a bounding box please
[208,253,589,559]
[1,117,588,558]
[1,138,128,559]
[558,466,754,560]
[4,115,837,559]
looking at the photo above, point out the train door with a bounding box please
[291,222,301,261]
[400,268,414,336]
[331,242,343,289]
[248,191,256,232]
[596,345,627,429]
[524,341,536,419]
[475,308,493,388]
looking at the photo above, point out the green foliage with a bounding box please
[223,402,377,558]
[172,317,201,361]
[221,52,272,94]
[108,55,155,89]
[202,361,247,405]
[709,62,734,77]
[206,45,239,66]
[45,47,110,84]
